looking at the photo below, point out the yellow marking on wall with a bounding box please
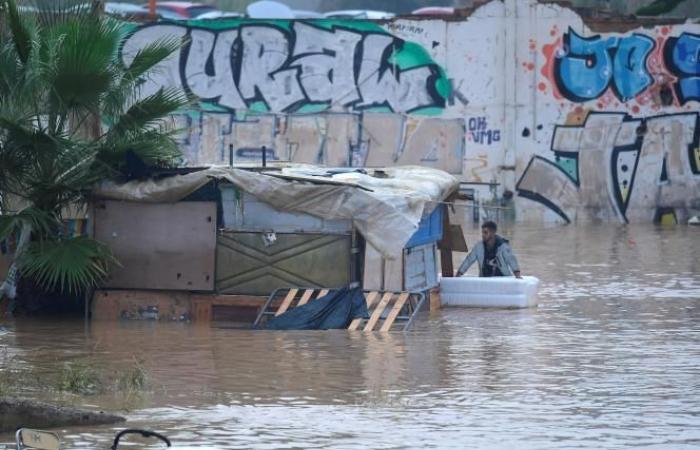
[659,213,677,225]
[620,186,629,203]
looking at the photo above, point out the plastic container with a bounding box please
[439,275,540,308]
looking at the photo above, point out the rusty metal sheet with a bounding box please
[220,187,352,234]
[94,201,216,291]
[216,231,351,295]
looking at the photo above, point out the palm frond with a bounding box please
[96,127,182,171]
[0,4,185,297]
[18,236,117,293]
[3,0,36,64]
[123,37,183,83]
[102,36,185,119]
[44,17,121,111]
[0,43,22,97]
[109,87,187,136]
[0,207,59,240]
[25,0,98,28]
[0,117,54,151]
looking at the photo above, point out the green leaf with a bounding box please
[97,128,182,170]
[0,207,59,240]
[25,0,99,29]
[18,236,118,293]
[122,36,183,83]
[3,0,36,64]
[44,17,121,110]
[109,87,187,136]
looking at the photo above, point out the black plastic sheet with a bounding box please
[264,287,369,330]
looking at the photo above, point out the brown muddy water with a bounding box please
[1,225,700,449]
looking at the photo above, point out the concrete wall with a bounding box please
[120,0,700,224]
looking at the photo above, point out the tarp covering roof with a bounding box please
[93,165,459,257]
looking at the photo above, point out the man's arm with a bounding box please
[455,247,478,276]
[503,245,522,278]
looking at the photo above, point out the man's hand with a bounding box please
[514,271,522,279]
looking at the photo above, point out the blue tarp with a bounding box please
[264,287,369,330]
[405,204,444,248]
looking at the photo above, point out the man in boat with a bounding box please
[455,221,522,278]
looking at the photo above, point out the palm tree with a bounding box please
[0,0,187,304]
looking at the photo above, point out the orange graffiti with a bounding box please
[541,37,563,100]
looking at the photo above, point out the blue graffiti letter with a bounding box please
[612,34,654,101]
[668,33,700,104]
[555,28,617,102]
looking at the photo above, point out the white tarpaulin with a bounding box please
[93,165,458,257]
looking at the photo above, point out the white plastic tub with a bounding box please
[439,275,540,308]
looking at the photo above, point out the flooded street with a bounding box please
[1,225,699,449]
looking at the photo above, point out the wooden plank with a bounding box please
[439,203,455,277]
[380,292,409,332]
[296,289,315,306]
[348,291,379,330]
[275,289,298,316]
[316,289,329,298]
[193,301,212,323]
[363,292,393,331]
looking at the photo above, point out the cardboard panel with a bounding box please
[94,201,216,291]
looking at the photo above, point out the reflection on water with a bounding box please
[1,225,699,449]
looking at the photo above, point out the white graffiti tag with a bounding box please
[516,112,700,223]
[120,22,445,113]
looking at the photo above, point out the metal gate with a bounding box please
[215,231,352,295]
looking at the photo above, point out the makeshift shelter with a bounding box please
[90,165,458,323]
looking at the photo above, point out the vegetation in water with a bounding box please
[0,347,153,401]
[58,362,102,395]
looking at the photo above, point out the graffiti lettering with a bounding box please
[554,29,654,102]
[551,28,700,105]
[172,112,465,174]
[357,34,439,111]
[121,21,448,114]
[517,112,700,223]
[184,29,245,109]
[613,35,655,101]
[467,116,501,145]
[292,23,362,105]
[666,33,700,104]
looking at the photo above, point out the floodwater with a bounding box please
[1,225,700,449]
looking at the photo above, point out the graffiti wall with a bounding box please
[516,5,700,224]
[517,111,699,223]
[120,17,468,174]
[120,0,700,223]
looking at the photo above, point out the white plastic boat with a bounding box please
[440,275,540,308]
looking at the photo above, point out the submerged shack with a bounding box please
[89,165,458,324]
